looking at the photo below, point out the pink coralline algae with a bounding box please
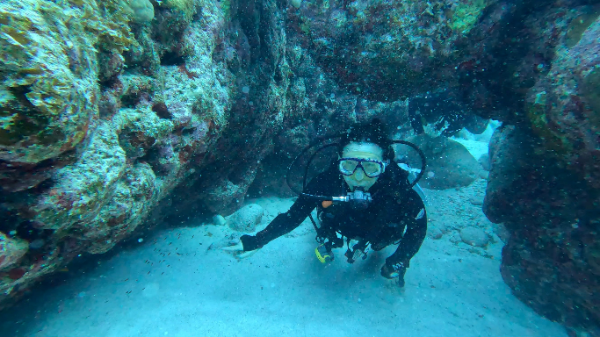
[167,102,193,128]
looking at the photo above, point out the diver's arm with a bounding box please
[385,191,427,266]
[239,168,335,251]
[240,195,317,251]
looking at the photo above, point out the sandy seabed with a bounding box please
[0,190,566,337]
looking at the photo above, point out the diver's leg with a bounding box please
[371,227,409,287]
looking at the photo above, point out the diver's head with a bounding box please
[338,119,392,191]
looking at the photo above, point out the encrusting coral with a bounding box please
[124,0,155,24]
[0,233,28,271]
[0,0,133,164]
[161,0,198,20]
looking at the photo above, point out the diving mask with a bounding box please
[339,142,386,191]
[338,158,386,178]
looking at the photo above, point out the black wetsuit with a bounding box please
[241,163,427,270]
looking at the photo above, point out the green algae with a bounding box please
[526,91,572,157]
[449,0,488,35]
[161,0,199,21]
[565,7,600,48]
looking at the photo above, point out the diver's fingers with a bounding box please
[237,250,257,259]
[222,242,244,251]
[389,272,399,278]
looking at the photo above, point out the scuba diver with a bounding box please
[223,119,427,288]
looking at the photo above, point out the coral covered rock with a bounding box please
[0,0,228,308]
[126,0,155,24]
[288,0,497,101]
[0,233,28,271]
[0,0,132,164]
[161,0,198,20]
[456,2,591,122]
[484,125,600,331]
[526,10,600,189]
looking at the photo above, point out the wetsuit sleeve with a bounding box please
[240,171,330,251]
[240,196,316,251]
[385,189,427,267]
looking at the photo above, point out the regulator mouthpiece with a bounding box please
[330,188,372,210]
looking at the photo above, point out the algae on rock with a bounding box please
[161,0,199,21]
[0,0,135,164]
[0,0,232,309]
[125,0,155,23]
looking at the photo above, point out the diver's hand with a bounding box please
[381,262,407,288]
[221,234,258,259]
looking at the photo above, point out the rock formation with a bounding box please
[480,3,600,333]
[394,134,485,190]
[484,126,600,333]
